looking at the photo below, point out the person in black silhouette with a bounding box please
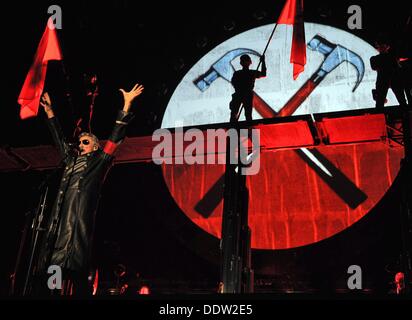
[370,38,408,108]
[229,54,266,122]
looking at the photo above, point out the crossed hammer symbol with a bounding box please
[192,35,366,217]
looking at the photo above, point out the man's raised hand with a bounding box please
[40,92,51,109]
[40,92,54,118]
[119,84,144,112]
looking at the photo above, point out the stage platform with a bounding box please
[0,106,407,172]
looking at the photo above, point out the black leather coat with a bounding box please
[37,110,134,273]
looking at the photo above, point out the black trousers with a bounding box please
[375,81,408,108]
[230,93,253,122]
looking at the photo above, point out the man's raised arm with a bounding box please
[103,83,144,156]
[40,92,70,158]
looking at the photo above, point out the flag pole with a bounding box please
[256,0,294,70]
[236,5,284,121]
[256,22,279,71]
[236,22,280,122]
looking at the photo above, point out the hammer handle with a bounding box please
[252,93,278,117]
[251,85,366,208]
[252,79,318,119]
[277,79,317,117]
[195,78,366,217]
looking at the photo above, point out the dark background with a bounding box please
[0,0,411,296]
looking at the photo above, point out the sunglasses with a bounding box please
[78,139,90,146]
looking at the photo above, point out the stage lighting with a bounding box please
[196,36,208,49]
[139,285,150,294]
[223,19,236,32]
[173,57,185,71]
[253,10,267,21]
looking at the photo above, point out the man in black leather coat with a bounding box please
[36,84,144,295]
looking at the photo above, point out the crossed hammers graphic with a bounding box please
[192,35,367,217]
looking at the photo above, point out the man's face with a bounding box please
[78,135,98,155]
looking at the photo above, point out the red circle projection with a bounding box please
[162,143,402,249]
[160,23,403,249]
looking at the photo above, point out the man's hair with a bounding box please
[79,132,100,149]
[240,54,251,64]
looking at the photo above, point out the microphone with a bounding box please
[67,142,80,154]
[67,142,78,148]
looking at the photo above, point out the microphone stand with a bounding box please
[87,75,98,133]
[9,210,31,295]
[19,147,77,296]
[22,183,50,296]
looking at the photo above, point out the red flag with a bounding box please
[277,0,306,80]
[18,19,62,119]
